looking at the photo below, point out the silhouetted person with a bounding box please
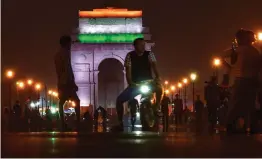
[174,94,183,125]
[184,106,190,124]
[222,29,261,134]
[94,106,107,131]
[13,100,21,117]
[55,35,80,131]
[3,107,10,132]
[195,95,204,133]
[45,106,52,131]
[12,100,21,131]
[161,93,170,132]
[83,110,93,131]
[128,98,139,127]
[204,76,220,132]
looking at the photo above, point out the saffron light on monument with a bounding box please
[78,33,144,43]
[79,8,142,18]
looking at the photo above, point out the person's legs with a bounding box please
[164,113,169,132]
[130,106,136,126]
[152,83,163,109]
[59,98,66,131]
[226,79,251,133]
[71,92,81,124]
[116,87,139,126]
[58,88,68,131]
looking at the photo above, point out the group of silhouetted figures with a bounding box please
[2,101,110,132]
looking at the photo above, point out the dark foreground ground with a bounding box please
[2,130,262,158]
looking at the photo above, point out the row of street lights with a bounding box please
[4,69,59,114]
[164,72,197,111]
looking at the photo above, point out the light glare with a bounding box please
[140,85,150,94]
[190,73,197,81]
[258,32,262,41]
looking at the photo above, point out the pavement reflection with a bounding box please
[2,130,262,158]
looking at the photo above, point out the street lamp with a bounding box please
[35,83,41,90]
[72,101,76,107]
[18,82,25,89]
[170,85,175,102]
[213,58,221,83]
[6,70,14,79]
[164,81,168,89]
[35,83,41,110]
[48,90,53,106]
[165,89,169,95]
[190,73,197,112]
[258,32,262,41]
[27,79,33,85]
[177,82,182,99]
[6,70,15,109]
[183,78,188,108]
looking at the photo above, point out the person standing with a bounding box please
[222,29,261,134]
[174,94,183,125]
[54,35,80,131]
[161,93,171,132]
[204,76,220,132]
[195,95,204,133]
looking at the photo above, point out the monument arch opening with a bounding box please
[98,58,124,110]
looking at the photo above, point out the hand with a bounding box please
[129,82,140,88]
[155,78,162,85]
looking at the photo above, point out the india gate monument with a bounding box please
[71,8,154,113]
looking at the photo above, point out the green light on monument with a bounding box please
[78,34,144,43]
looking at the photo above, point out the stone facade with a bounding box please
[71,43,154,110]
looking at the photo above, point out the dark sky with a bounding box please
[2,0,262,91]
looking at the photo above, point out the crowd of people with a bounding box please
[5,28,261,134]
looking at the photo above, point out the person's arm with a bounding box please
[149,52,161,80]
[124,53,133,86]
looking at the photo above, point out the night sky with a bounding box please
[2,0,262,92]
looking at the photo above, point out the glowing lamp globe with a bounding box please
[6,70,14,78]
[190,73,197,81]
[140,85,150,94]
[213,58,221,67]
[183,78,188,84]
[258,32,262,41]
[27,79,33,85]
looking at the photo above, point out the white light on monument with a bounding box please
[79,25,143,34]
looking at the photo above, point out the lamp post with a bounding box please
[165,89,169,97]
[170,85,175,103]
[48,90,53,106]
[52,91,59,110]
[190,73,197,112]
[164,81,169,90]
[183,78,188,109]
[35,83,41,113]
[177,82,182,99]
[16,81,23,100]
[6,70,15,110]
[213,58,221,83]
[26,79,33,101]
